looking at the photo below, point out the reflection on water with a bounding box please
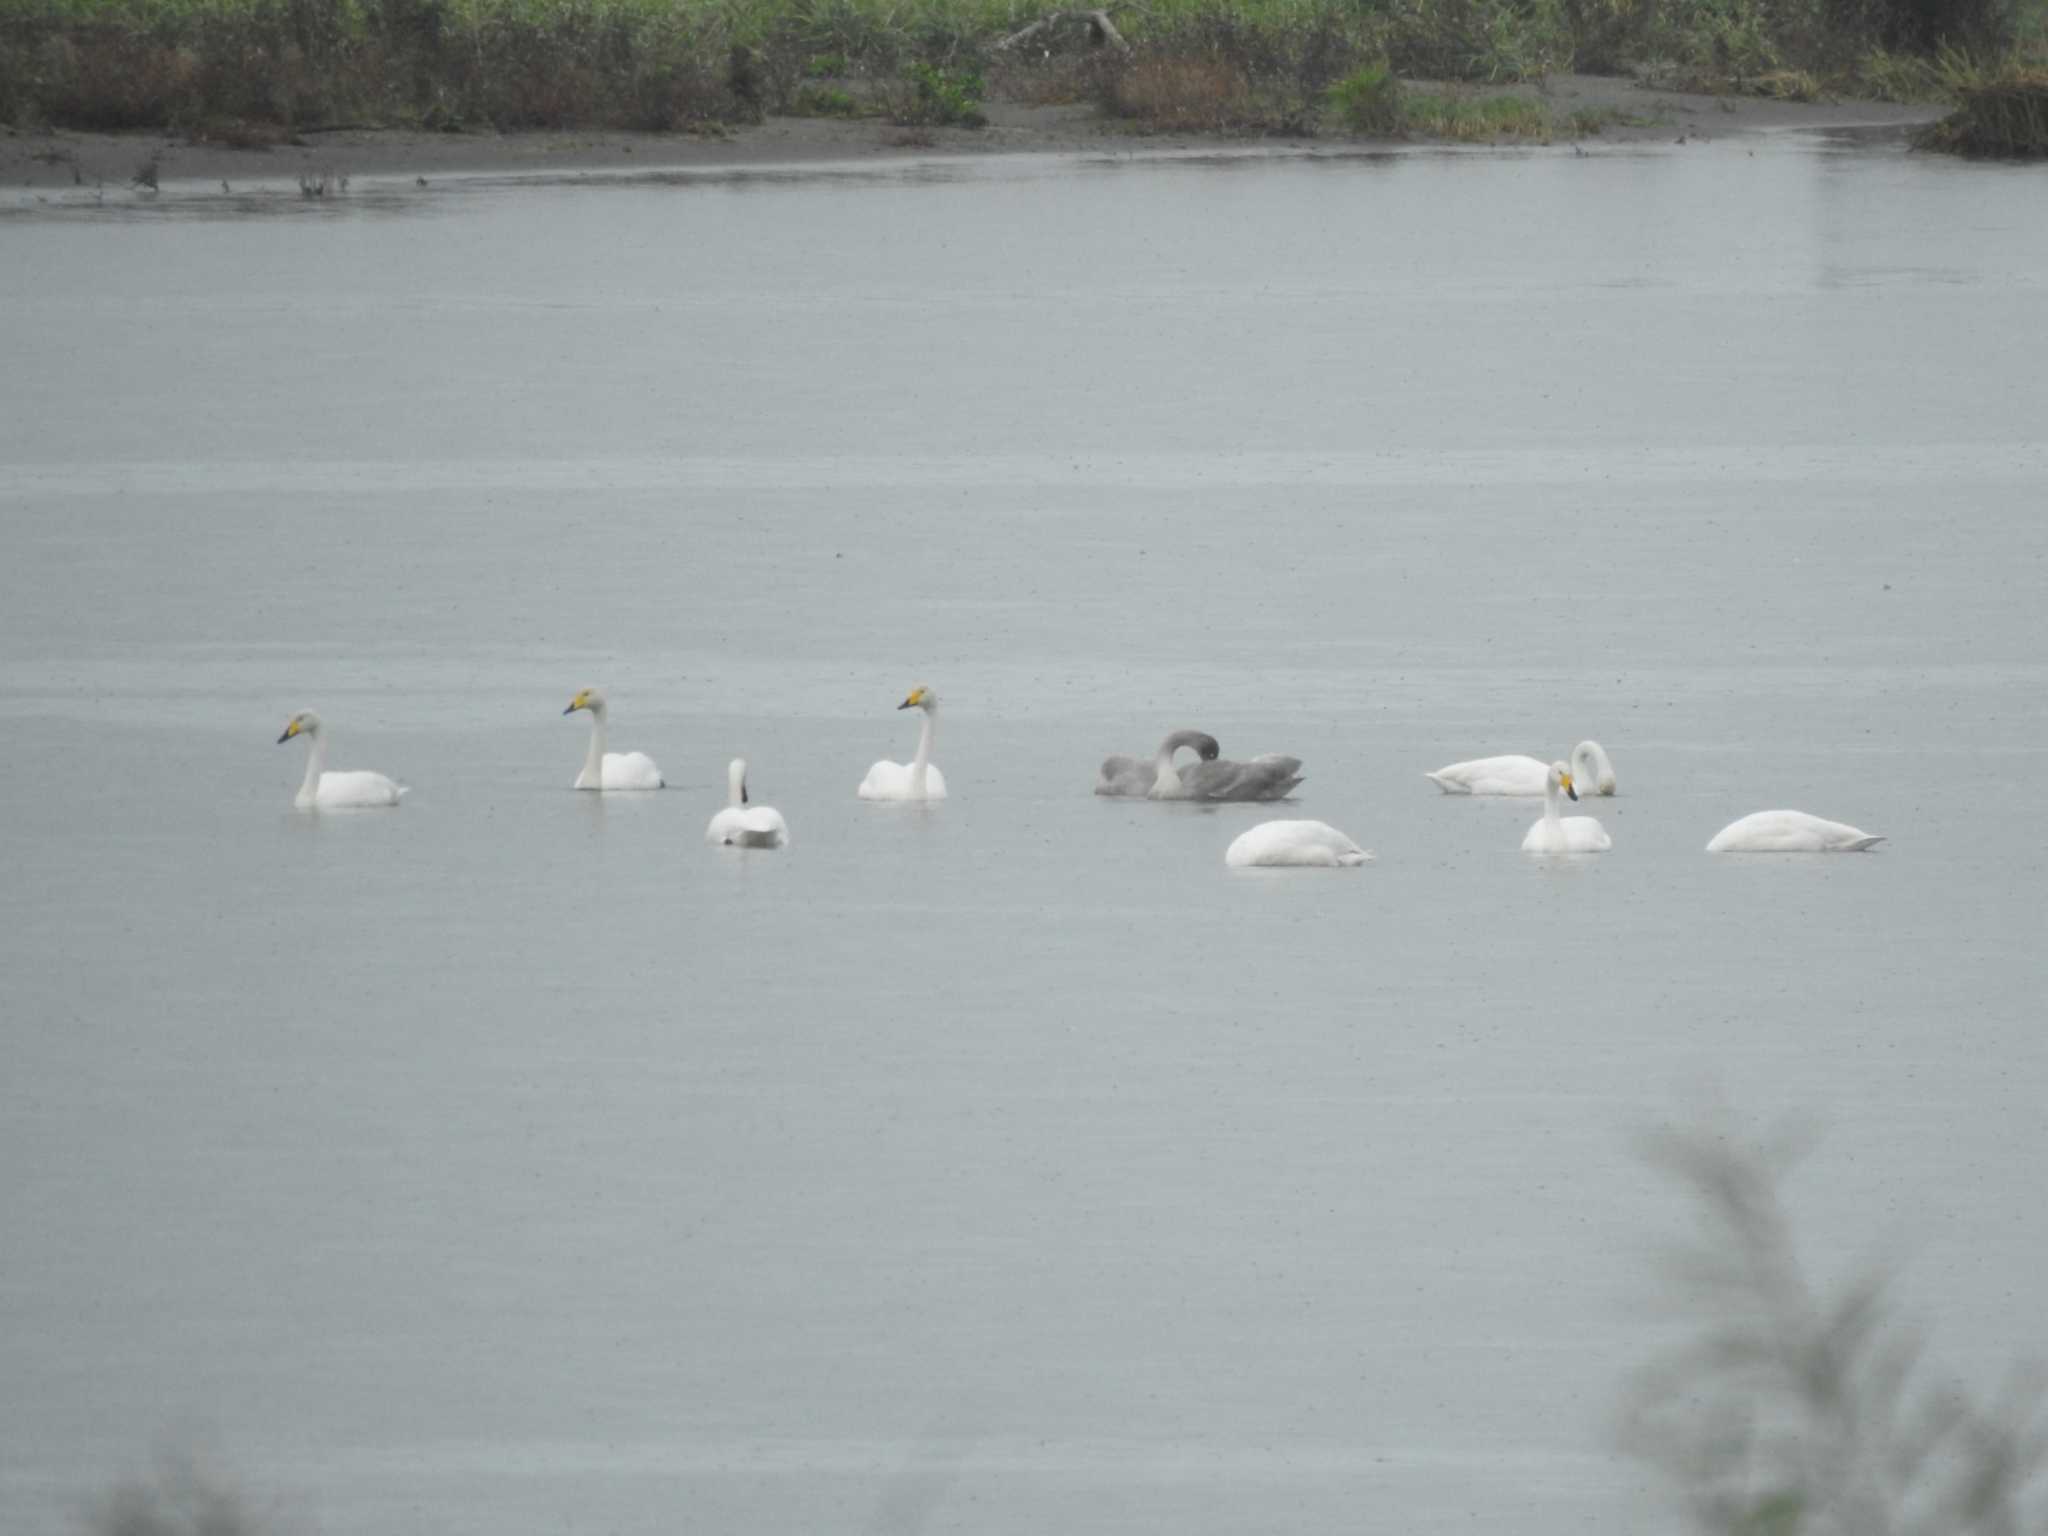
[2,134,2045,1536]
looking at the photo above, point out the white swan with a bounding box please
[1151,744,1304,801]
[563,688,663,790]
[276,711,404,810]
[858,686,948,801]
[1225,819,1371,868]
[1097,730,1219,797]
[706,758,789,849]
[1521,761,1612,853]
[1428,740,1616,796]
[1706,810,1883,853]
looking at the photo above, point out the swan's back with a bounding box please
[1521,815,1611,853]
[1176,754,1304,802]
[1706,810,1882,853]
[707,805,789,849]
[1225,819,1370,868]
[309,770,404,809]
[1427,754,1548,796]
[858,760,949,801]
[597,751,663,791]
[1095,755,1150,797]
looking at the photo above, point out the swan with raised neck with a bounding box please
[275,710,403,810]
[858,685,949,801]
[1520,761,1612,853]
[707,757,789,848]
[562,687,663,791]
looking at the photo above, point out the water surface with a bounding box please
[3,135,2046,1534]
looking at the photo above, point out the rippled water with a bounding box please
[3,135,2046,1535]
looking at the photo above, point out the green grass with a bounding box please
[1919,59,2048,154]
[1402,88,1554,140]
[0,0,2038,136]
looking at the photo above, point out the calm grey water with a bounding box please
[3,134,2046,1535]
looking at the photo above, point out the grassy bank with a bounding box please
[0,0,2039,139]
[1918,64,2048,153]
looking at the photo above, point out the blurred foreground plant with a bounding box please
[90,1447,271,1536]
[1625,1121,2048,1536]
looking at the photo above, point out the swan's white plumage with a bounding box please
[1521,761,1611,853]
[277,711,403,810]
[1225,819,1371,868]
[859,685,947,801]
[306,770,406,810]
[707,759,789,849]
[585,750,663,791]
[563,688,663,790]
[1429,740,1615,797]
[1706,810,1883,853]
[859,760,949,800]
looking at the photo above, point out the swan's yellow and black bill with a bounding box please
[897,687,926,710]
[1561,769,1578,802]
[563,690,590,715]
[277,720,300,743]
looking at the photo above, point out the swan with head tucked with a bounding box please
[1428,740,1616,796]
[276,711,405,810]
[1521,761,1612,853]
[858,686,948,801]
[706,759,789,849]
[562,688,663,790]
[1225,819,1371,868]
[1706,810,1883,853]
[1149,739,1304,801]
[1097,730,1220,797]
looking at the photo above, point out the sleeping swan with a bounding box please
[563,688,663,790]
[1428,740,1616,796]
[1225,819,1371,868]
[1097,730,1220,797]
[1521,761,1612,853]
[858,686,948,801]
[706,759,789,849]
[1150,740,1304,801]
[1706,810,1883,853]
[276,711,404,810]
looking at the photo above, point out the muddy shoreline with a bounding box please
[1,75,1942,194]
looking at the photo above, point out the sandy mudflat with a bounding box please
[0,75,1942,193]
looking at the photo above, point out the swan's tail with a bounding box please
[1847,834,1885,851]
[1423,772,1457,793]
[396,784,411,799]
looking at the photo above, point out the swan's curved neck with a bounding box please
[297,730,328,806]
[911,709,936,797]
[1543,777,1564,828]
[581,707,608,785]
[1153,743,1184,795]
[728,762,747,808]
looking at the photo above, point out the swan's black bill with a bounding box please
[562,704,576,715]
[1567,784,1579,801]
[896,699,913,710]
[275,729,292,744]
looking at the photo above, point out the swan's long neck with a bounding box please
[1153,744,1184,795]
[911,709,935,797]
[581,706,608,785]
[728,761,747,808]
[297,730,327,806]
[1543,776,1564,830]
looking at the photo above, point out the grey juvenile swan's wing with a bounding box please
[1179,752,1305,801]
[1095,729,1220,796]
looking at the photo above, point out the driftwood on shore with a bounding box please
[994,9,1130,54]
